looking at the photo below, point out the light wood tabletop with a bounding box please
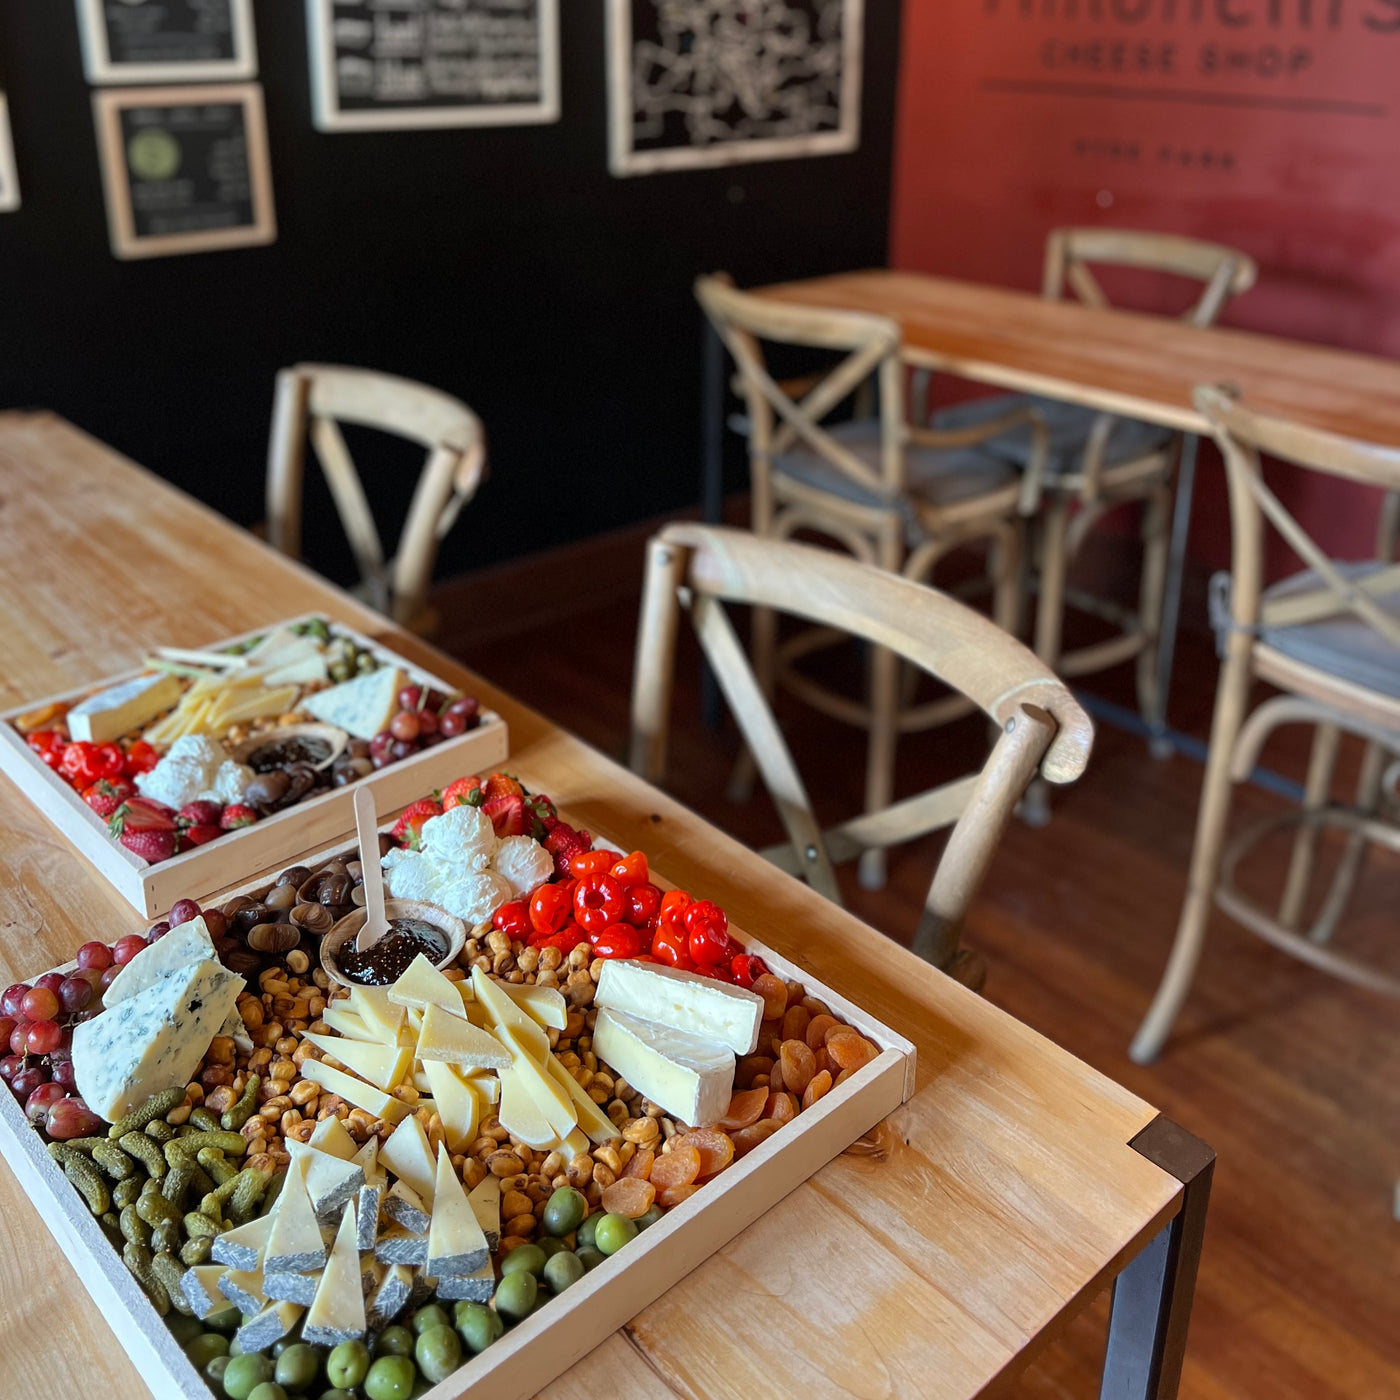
[757,269,1400,447]
[0,413,1196,1400]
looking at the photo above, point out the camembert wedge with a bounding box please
[592,1007,735,1128]
[595,958,765,1054]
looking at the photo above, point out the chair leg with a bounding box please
[1020,502,1071,829]
[1136,484,1172,738]
[1277,722,1340,931]
[858,529,907,891]
[1131,638,1255,1064]
[725,602,773,804]
[1308,741,1386,944]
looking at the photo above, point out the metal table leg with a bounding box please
[1101,1116,1215,1400]
[700,319,725,730]
[1149,434,1200,759]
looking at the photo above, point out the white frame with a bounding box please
[76,0,258,84]
[607,0,864,177]
[0,93,18,213]
[306,0,561,133]
[92,82,276,260]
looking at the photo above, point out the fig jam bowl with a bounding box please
[321,899,467,988]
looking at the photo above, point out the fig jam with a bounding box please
[338,918,449,985]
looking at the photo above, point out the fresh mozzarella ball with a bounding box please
[419,804,498,870]
[491,836,554,898]
[430,870,513,925]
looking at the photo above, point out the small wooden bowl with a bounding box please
[321,899,467,990]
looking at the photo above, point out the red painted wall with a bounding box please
[889,0,1400,568]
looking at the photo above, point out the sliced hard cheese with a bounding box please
[263,1270,320,1306]
[218,1265,267,1315]
[466,1069,500,1106]
[387,954,468,1014]
[366,1263,414,1330]
[383,1180,431,1234]
[181,1264,228,1318]
[74,956,244,1123]
[303,1032,411,1092]
[321,1006,379,1042]
[352,1135,385,1188]
[356,1183,382,1252]
[562,1125,590,1158]
[497,979,568,1030]
[380,1114,436,1202]
[546,1054,622,1144]
[67,671,183,744]
[427,1143,490,1278]
[347,985,407,1044]
[206,683,300,730]
[499,1025,577,1140]
[263,1167,328,1274]
[288,1140,364,1217]
[416,1002,511,1071]
[373,1223,428,1267]
[303,666,405,740]
[471,965,549,1060]
[302,1205,367,1347]
[299,1059,410,1124]
[596,958,765,1055]
[102,917,214,1006]
[497,1064,559,1151]
[592,1007,735,1128]
[236,1301,302,1354]
[466,1175,501,1251]
[419,1058,480,1154]
[308,1115,358,1162]
[211,1212,275,1271]
[435,1258,494,1302]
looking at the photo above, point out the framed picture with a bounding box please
[92,83,276,259]
[306,0,560,132]
[0,94,18,213]
[75,0,258,84]
[607,0,863,177]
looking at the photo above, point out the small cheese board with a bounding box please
[0,616,508,917]
[0,771,914,1400]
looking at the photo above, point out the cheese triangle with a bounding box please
[380,1114,437,1203]
[427,1143,489,1279]
[308,1115,358,1161]
[263,1166,328,1274]
[388,954,468,1014]
[419,1058,481,1155]
[470,966,549,1060]
[301,1204,367,1347]
[304,1032,411,1091]
[416,1002,512,1071]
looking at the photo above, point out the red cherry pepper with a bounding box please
[650,924,695,971]
[609,851,649,889]
[567,850,613,877]
[528,882,573,938]
[122,740,160,778]
[590,923,643,960]
[731,954,769,989]
[26,731,67,769]
[623,883,661,928]
[573,871,625,934]
[543,923,589,953]
[492,900,531,941]
[60,741,107,789]
[659,889,692,921]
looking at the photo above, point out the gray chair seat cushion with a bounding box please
[1260,562,1400,699]
[933,393,1173,476]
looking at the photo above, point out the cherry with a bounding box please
[415,708,439,737]
[397,684,424,712]
[389,711,420,742]
[389,739,417,763]
[438,710,466,738]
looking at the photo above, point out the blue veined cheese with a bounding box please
[595,959,766,1054]
[102,917,214,1007]
[302,666,404,740]
[67,671,183,744]
[592,1007,736,1128]
[72,957,245,1123]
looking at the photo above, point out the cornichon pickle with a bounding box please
[187,1164,216,1198]
[199,1149,238,1186]
[99,1212,124,1247]
[122,1242,170,1317]
[113,1176,144,1209]
[108,1088,186,1140]
[52,1137,104,1155]
[144,1119,175,1143]
[259,1170,287,1216]
[190,1106,222,1134]
[120,1205,152,1248]
[136,1192,182,1229]
[119,1132,167,1179]
[221,1075,260,1132]
[165,1131,246,1167]
[151,1219,181,1255]
[162,1163,195,1207]
[91,1140,136,1180]
[227,1169,267,1226]
[184,1210,222,1239]
[63,1155,111,1215]
[150,1251,192,1315]
[180,1235,213,1266]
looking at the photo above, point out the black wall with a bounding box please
[0,3,901,585]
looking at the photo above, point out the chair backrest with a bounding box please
[266,364,486,628]
[694,274,908,502]
[629,523,1094,964]
[1044,228,1258,328]
[1196,384,1400,651]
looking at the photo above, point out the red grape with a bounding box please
[0,1017,13,1048]
[35,973,65,996]
[202,909,228,939]
[389,738,416,762]
[370,754,389,770]
[438,711,466,738]
[1,984,31,1018]
[148,920,171,940]
[11,1065,49,1099]
[25,1081,65,1124]
[9,1022,29,1056]
[397,684,424,712]
[421,732,444,748]
[21,987,59,1022]
[369,731,393,757]
[76,942,112,971]
[70,1009,98,1025]
[52,1060,77,1090]
[389,711,420,742]
[447,695,479,718]
[26,1020,62,1055]
[0,1054,23,1084]
[46,1097,102,1140]
[415,708,438,737]
[111,935,147,967]
[169,899,201,926]
[58,977,93,1015]
[99,966,121,991]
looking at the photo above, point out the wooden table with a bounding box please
[0,413,1208,1400]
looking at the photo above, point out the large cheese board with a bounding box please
[0,766,915,1400]
[0,616,509,917]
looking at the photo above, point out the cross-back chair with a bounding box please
[695,273,1050,887]
[629,524,1094,986]
[1132,386,1400,1063]
[936,228,1257,736]
[266,364,487,633]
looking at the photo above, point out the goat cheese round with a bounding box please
[135,735,254,811]
[491,836,554,898]
[419,804,497,869]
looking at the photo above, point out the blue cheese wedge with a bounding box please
[302,1205,367,1348]
[467,1174,501,1252]
[217,1266,267,1316]
[181,1264,228,1318]
[303,666,404,740]
[287,1141,364,1218]
[373,1223,428,1268]
[426,1144,489,1278]
[263,1167,328,1274]
[263,1271,321,1305]
[102,917,214,1006]
[73,957,244,1123]
[435,1258,495,1303]
[366,1263,414,1330]
[67,671,183,744]
[211,1213,275,1271]
[592,1007,735,1128]
[596,959,765,1054]
[236,1301,302,1353]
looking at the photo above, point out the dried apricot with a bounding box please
[801,1070,833,1110]
[718,1088,768,1131]
[781,1005,810,1044]
[751,975,788,1021]
[801,996,831,1018]
[834,1069,853,1087]
[735,1056,774,1090]
[763,1091,798,1125]
[768,1056,786,1094]
[650,1144,701,1189]
[674,1128,734,1177]
[827,1033,878,1072]
[602,1177,657,1218]
[622,1147,654,1180]
[731,1120,781,1158]
[656,1183,701,1209]
[813,1047,830,1076]
[785,980,804,1009]
[805,1014,837,1050]
[823,1021,855,1045]
[779,1040,816,1097]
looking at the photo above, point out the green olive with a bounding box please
[186,1332,230,1369]
[410,1303,451,1336]
[536,1235,571,1258]
[222,1351,275,1400]
[414,1324,462,1384]
[374,1325,415,1359]
[205,1305,243,1334]
[247,1385,289,1400]
[363,1355,417,1400]
[593,1212,638,1256]
[493,1269,537,1322]
[453,1301,503,1355]
[206,1355,232,1388]
[542,1186,588,1237]
[575,1213,600,1250]
[318,1392,354,1400]
[325,1340,370,1390]
[543,1250,586,1294]
[501,1242,546,1278]
[576,1245,606,1272]
[634,1204,665,1231]
[275,1342,322,1393]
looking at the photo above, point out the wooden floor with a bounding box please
[432,516,1400,1400]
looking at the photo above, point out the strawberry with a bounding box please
[220,804,257,830]
[177,799,223,828]
[440,776,482,811]
[523,793,556,841]
[392,798,443,849]
[82,778,134,819]
[108,799,176,839]
[182,824,223,846]
[543,821,592,877]
[481,773,524,802]
[119,826,176,863]
[482,793,525,838]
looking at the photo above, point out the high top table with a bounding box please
[0,412,1209,1400]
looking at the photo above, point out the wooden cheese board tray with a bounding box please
[0,615,509,918]
[0,822,916,1400]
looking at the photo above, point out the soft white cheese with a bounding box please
[591,1007,736,1128]
[419,804,497,864]
[595,959,766,1054]
[491,835,554,897]
[135,735,254,810]
[67,672,183,744]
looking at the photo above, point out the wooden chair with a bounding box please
[695,274,1051,887]
[629,524,1094,985]
[935,229,1258,731]
[266,364,486,632]
[1131,387,1400,1064]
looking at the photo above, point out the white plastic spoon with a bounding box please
[354,786,391,952]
